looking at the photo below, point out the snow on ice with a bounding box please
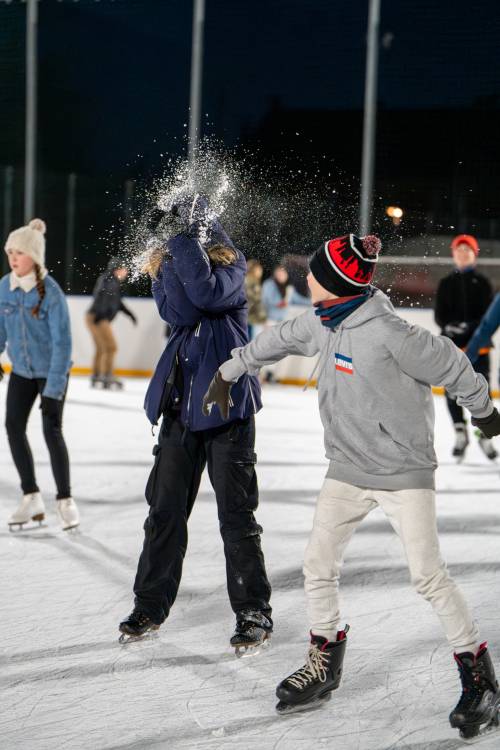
[1,378,499,749]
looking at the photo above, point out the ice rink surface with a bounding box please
[1,377,500,750]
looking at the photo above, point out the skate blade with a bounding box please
[234,636,271,659]
[118,628,160,645]
[276,691,332,716]
[62,524,80,534]
[459,711,500,744]
[8,519,47,532]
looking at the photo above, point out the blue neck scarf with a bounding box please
[314,290,370,329]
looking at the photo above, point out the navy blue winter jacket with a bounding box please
[144,221,262,430]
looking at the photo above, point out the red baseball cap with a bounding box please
[450,234,479,256]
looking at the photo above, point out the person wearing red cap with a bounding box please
[434,235,494,461]
[202,233,500,737]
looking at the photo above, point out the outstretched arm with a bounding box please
[222,308,320,381]
[203,309,321,419]
[390,323,492,419]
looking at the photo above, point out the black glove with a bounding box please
[471,408,500,439]
[202,371,233,421]
[40,396,62,418]
[0,364,4,382]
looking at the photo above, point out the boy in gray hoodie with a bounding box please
[203,233,500,740]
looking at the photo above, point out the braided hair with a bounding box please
[31,263,46,318]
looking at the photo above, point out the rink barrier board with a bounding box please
[2,297,500,392]
[1,364,497,399]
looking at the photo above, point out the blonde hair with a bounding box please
[141,246,166,279]
[141,243,236,280]
[31,263,46,318]
[207,245,237,266]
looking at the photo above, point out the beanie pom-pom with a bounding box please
[362,235,381,256]
[29,218,46,235]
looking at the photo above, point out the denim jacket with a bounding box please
[0,273,72,399]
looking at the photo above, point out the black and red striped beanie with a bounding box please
[309,234,382,296]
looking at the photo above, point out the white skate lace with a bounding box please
[287,645,330,689]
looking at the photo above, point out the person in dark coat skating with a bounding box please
[119,195,272,652]
[85,258,137,389]
[434,234,495,460]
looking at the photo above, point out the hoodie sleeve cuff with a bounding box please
[219,351,249,383]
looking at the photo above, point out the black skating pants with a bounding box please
[133,413,272,624]
[5,373,71,499]
[446,353,490,425]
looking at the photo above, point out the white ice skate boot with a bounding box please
[8,492,46,530]
[56,497,80,531]
[476,430,498,461]
[452,423,469,461]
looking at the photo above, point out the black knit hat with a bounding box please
[309,234,382,296]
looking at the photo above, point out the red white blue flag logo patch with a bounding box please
[335,353,353,374]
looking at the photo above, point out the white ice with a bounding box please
[1,378,499,750]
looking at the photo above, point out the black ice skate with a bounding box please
[276,626,349,715]
[453,423,469,461]
[449,643,500,743]
[118,609,161,644]
[230,610,273,657]
[475,430,498,461]
[90,374,105,389]
[102,375,124,391]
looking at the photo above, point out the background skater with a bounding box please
[1,219,79,531]
[434,234,495,460]
[86,258,137,390]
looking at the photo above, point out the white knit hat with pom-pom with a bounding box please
[4,218,47,269]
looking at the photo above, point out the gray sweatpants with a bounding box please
[303,478,480,653]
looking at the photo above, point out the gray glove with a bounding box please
[202,371,232,421]
[471,408,500,439]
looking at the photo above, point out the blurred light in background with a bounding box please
[386,205,403,225]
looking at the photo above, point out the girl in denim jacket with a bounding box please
[0,218,79,530]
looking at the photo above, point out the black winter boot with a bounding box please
[449,644,500,741]
[276,626,349,715]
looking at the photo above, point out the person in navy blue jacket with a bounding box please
[119,195,272,651]
[1,218,79,531]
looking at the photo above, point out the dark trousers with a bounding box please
[5,373,71,499]
[133,413,272,625]
[446,353,490,425]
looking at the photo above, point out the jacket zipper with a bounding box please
[186,375,194,426]
[248,379,257,413]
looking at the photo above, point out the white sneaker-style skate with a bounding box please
[56,497,80,531]
[8,492,46,530]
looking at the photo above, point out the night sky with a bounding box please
[1,0,500,289]
[2,0,500,175]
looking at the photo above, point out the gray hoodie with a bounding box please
[220,289,492,491]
